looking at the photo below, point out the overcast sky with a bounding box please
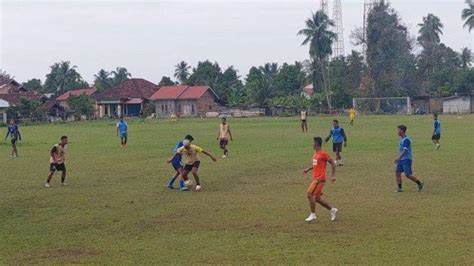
[0,0,472,84]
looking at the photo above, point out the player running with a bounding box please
[4,119,21,158]
[302,137,338,222]
[432,113,441,150]
[45,136,69,188]
[300,109,308,133]
[217,117,233,158]
[167,135,194,191]
[116,116,128,148]
[394,125,424,192]
[168,140,217,191]
[348,107,356,126]
[325,120,347,166]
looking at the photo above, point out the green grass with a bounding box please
[1,115,473,264]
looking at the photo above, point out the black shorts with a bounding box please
[184,161,200,171]
[11,138,17,145]
[219,139,229,147]
[50,163,66,172]
[301,119,307,123]
[333,142,343,152]
[432,134,441,140]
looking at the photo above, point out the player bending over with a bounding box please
[45,136,69,188]
[116,116,128,148]
[432,113,441,150]
[394,125,424,192]
[168,140,217,191]
[4,119,21,158]
[167,135,194,191]
[302,137,338,222]
[217,117,233,158]
[325,120,347,166]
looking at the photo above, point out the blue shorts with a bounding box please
[171,160,183,171]
[396,160,413,176]
[119,133,128,139]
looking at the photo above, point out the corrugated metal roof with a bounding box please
[56,88,97,101]
[149,86,218,100]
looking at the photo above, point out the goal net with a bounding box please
[353,97,411,114]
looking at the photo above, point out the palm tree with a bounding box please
[55,61,79,94]
[174,61,191,84]
[462,0,474,32]
[111,67,131,86]
[417,13,443,45]
[94,69,112,91]
[460,47,472,68]
[298,11,336,110]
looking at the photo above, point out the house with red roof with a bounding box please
[93,78,158,117]
[56,87,97,109]
[149,85,219,117]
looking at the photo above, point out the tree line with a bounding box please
[6,0,474,117]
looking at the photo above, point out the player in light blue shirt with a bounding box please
[394,125,424,192]
[116,116,128,148]
[325,120,347,166]
[431,113,441,150]
[4,119,21,158]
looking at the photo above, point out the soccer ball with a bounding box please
[184,180,194,187]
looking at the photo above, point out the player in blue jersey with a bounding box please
[167,135,194,191]
[4,119,21,158]
[325,120,347,166]
[432,113,441,150]
[116,116,128,148]
[395,125,424,193]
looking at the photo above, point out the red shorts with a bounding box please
[307,180,325,197]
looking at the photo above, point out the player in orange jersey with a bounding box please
[302,137,338,222]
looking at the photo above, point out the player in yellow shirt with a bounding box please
[168,140,217,191]
[45,136,68,188]
[217,117,233,158]
[348,107,356,126]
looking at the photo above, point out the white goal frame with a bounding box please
[353,97,411,114]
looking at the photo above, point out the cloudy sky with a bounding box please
[0,0,472,84]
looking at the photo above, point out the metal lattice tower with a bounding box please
[320,0,329,15]
[332,0,344,57]
[363,0,378,60]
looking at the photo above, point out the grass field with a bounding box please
[0,115,473,264]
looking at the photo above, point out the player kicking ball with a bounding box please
[394,125,424,192]
[167,135,194,191]
[325,119,347,166]
[45,136,68,188]
[302,137,338,222]
[169,140,217,191]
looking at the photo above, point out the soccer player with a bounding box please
[348,107,356,126]
[432,113,441,150]
[116,116,128,148]
[324,120,347,166]
[4,119,21,158]
[300,109,308,133]
[394,125,424,192]
[302,137,338,222]
[217,117,233,158]
[167,135,194,191]
[45,136,69,188]
[168,140,217,191]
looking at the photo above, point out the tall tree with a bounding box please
[43,61,89,95]
[460,47,472,69]
[366,1,415,97]
[462,0,474,31]
[274,62,306,97]
[244,64,278,107]
[417,14,444,79]
[298,11,336,109]
[22,79,42,91]
[94,69,113,91]
[111,67,131,86]
[174,61,191,84]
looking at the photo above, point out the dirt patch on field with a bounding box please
[16,248,103,264]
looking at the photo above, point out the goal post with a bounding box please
[353,97,411,114]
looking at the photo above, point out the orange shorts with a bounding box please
[307,180,325,197]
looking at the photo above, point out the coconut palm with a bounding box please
[111,67,131,86]
[174,61,191,84]
[460,47,472,68]
[417,13,443,45]
[298,11,336,110]
[462,0,474,32]
[94,69,112,91]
